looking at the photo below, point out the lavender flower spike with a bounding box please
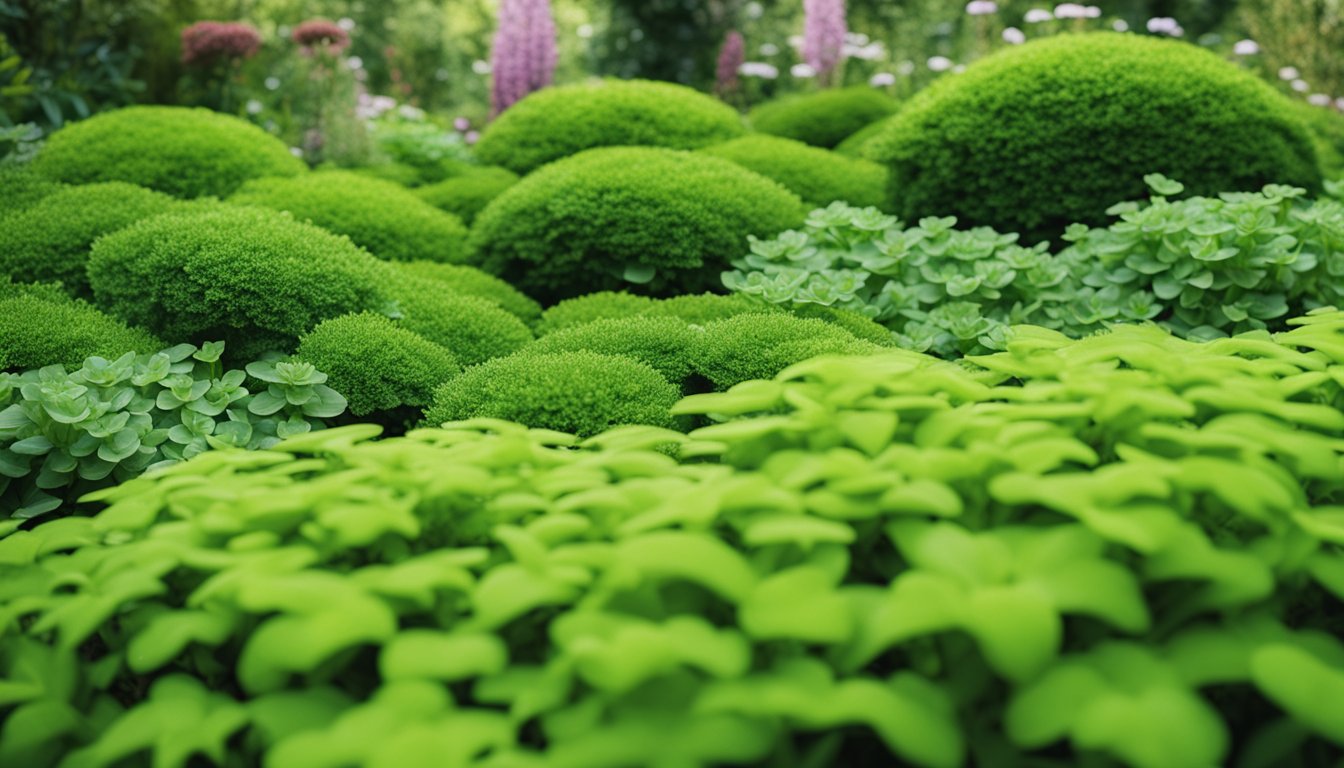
[803,0,848,86]
[490,0,558,117]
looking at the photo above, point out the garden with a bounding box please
[1,0,1343,765]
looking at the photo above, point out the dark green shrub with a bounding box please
[33,106,305,199]
[0,182,177,297]
[0,292,161,372]
[748,87,900,149]
[415,167,520,225]
[424,351,678,435]
[388,273,534,366]
[474,79,746,175]
[695,313,883,389]
[394,261,542,327]
[866,33,1322,243]
[86,207,391,359]
[296,313,460,422]
[470,147,805,302]
[0,164,62,214]
[700,135,888,209]
[231,171,471,263]
[523,315,698,385]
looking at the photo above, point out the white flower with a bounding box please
[346,56,363,71]
[1308,93,1332,107]
[337,17,355,31]
[1085,5,1102,17]
[1278,66,1300,80]
[577,24,594,39]
[787,35,803,49]
[1292,79,1310,93]
[759,43,779,56]
[1337,97,1344,111]
[246,99,263,115]
[791,63,817,78]
[928,56,953,72]
[1024,9,1053,23]
[745,1,764,19]
[869,72,896,86]
[398,105,424,120]
[265,77,281,91]
[1233,39,1259,55]
[289,147,303,157]
[953,64,966,73]
[845,42,887,61]
[896,60,916,76]
[739,62,780,79]
[846,32,871,45]
[1112,19,1130,32]
[1054,3,1088,19]
[966,1,998,15]
[1003,27,1026,44]
[472,60,491,75]
[1146,17,1180,34]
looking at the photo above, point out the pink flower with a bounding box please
[292,19,350,53]
[716,31,745,97]
[180,21,261,66]
[490,0,558,117]
[803,0,847,86]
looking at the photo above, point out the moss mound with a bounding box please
[523,315,698,385]
[748,87,900,149]
[33,106,305,198]
[0,287,161,371]
[700,134,888,209]
[394,261,542,327]
[386,272,533,367]
[470,147,805,303]
[695,313,884,389]
[415,167,520,225]
[866,33,1322,242]
[0,165,63,215]
[474,79,746,174]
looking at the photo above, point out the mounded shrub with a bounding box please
[0,164,62,215]
[0,291,161,371]
[387,273,534,366]
[523,315,698,384]
[656,292,782,326]
[536,292,661,336]
[700,135,888,209]
[87,207,391,359]
[695,313,883,389]
[1290,100,1344,179]
[33,105,305,198]
[791,304,898,346]
[424,351,678,435]
[345,162,426,187]
[0,182,177,297]
[866,33,1322,242]
[296,313,460,421]
[834,113,899,158]
[474,79,747,174]
[748,86,900,149]
[470,147,806,302]
[231,171,471,263]
[415,167,520,225]
[394,261,542,327]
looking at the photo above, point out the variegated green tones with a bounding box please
[0,311,1342,767]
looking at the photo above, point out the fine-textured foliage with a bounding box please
[1291,100,1344,179]
[866,33,1322,243]
[694,313,882,389]
[700,135,888,209]
[470,147,805,302]
[393,260,543,327]
[0,182,177,298]
[522,315,698,385]
[748,86,899,149]
[474,79,747,174]
[231,171,472,263]
[296,313,460,422]
[0,164,62,215]
[0,287,162,373]
[387,273,535,366]
[414,167,520,225]
[0,341,345,518]
[424,351,678,435]
[833,113,898,158]
[535,292,661,336]
[33,106,305,199]
[87,207,392,359]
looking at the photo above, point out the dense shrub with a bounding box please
[790,304,897,346]
[866,33,1322,243]
[523,315,698,384]
[0,292,162,372]
[424,351,678,435]
[700,135,887,209]
[535,292,661,336]
[0,341,345,519]
[87,207,391,359]
[833,113,899,158]
[1291,100,1344,179]
[231,171,471,263]
[471,147,805,302]
[33,106,305,198]
[694,313,882,389]
[296,313,460,422]
[0,165,62,214]
[474,79,746,174]
[655,292,781,326]
[346,162,426,187]
[394,261,543,327]
[387,273,534,366]
[748,86,899,149]
[415,167,520,225]
[0,182,177,297]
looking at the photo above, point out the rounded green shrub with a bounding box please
[474,79,747,174]
[523,315,698,384]
[1290,100,1344,179]
[388,273,534,366]
[296,313,460,421]
[791,304,898,346]
[700,135,887,209]
[344,162,425,187]
[536,292,661,336]
[695,313,883,389]
[0,165,62,214]
[231,171,471,263]
[656,292,781,326]
[424,351,678,436]
[866,33,1322,242]
[470,147,805,302]
[0,182,177,297]
[748,86,900,149]
[87,207,390,358]
[0,292,161,371]
[415,167,520,225]
[394,260,542,327]
[33,106,305,198]
[834,113,899,158]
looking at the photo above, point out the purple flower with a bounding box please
[490,0,558,117]
[716,31,745,98]
[292,19,350,53]
[181,21,261,66]
[803,0,847,86]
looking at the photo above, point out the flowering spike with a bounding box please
[490,0,558,118]
[716,31,745,100]
[803,0,847,87]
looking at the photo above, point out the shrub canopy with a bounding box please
[748,86,900,149]
[415,167,520,226]
[700,135,888,209]
[393,261,542,327]
[0,290,161,372]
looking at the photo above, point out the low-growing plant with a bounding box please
[694,312,883,389]
[0,286,162,372]
[522,315,699,385]
[0,164,62,214]
[387,273,534,366]
[393,260,543,327]
[699,134,888,210]
[0,340,345,518]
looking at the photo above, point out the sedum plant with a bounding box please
[0,341,346,519]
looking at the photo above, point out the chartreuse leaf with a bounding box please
[551,612,750,694]
[265,681,453,768]
[126,608,239,673]
[740,564,855,643]
[380,630,508,682]
[1249,644,1344,745]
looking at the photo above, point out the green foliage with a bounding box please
[748,86,900,149]
[471,147,805,302]
[0,164,61,213]
[0,181,176,297]
[523,315,699,385]
[655,292,782,326]
[833,113,899,158]
[0,340,345,518]
[424,351,678,436]
[474,79,747,175]
[700,134,888,210]
[414,166,519,225]
[33,106,305,199]
[296,313,459,423]
[694,313,883,389]
[393,260,542,327]
[866,33,1323,243]
[345,162,426,188]
[535,291,661,336]
[368,116,474,182]
[387,273,534,367]
[231,171,471,264]
[0,289,160,373]
[1289,100,1344,179]
[86,206,392,359]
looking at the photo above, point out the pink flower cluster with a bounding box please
[803,0,847,86]
[490,0,557,117]
[180,21,261,66]
[716,31,745,97]
[292,19,350,53]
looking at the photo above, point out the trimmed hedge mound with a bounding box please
[474,79,746,174]
[0,182,177,297]
[866,33,1321,242]
[415,167,520,225]
[33,106,305,198]
[386,273,535,367]
[471,147,805,302]
[748,86,900,148]
[695,312,883,388]
[523,315,698,384]
[394,261,543,327]
[232,171,471,263]
[700,135,888,209]
[0,287,162,371]
[0,165,62,214]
